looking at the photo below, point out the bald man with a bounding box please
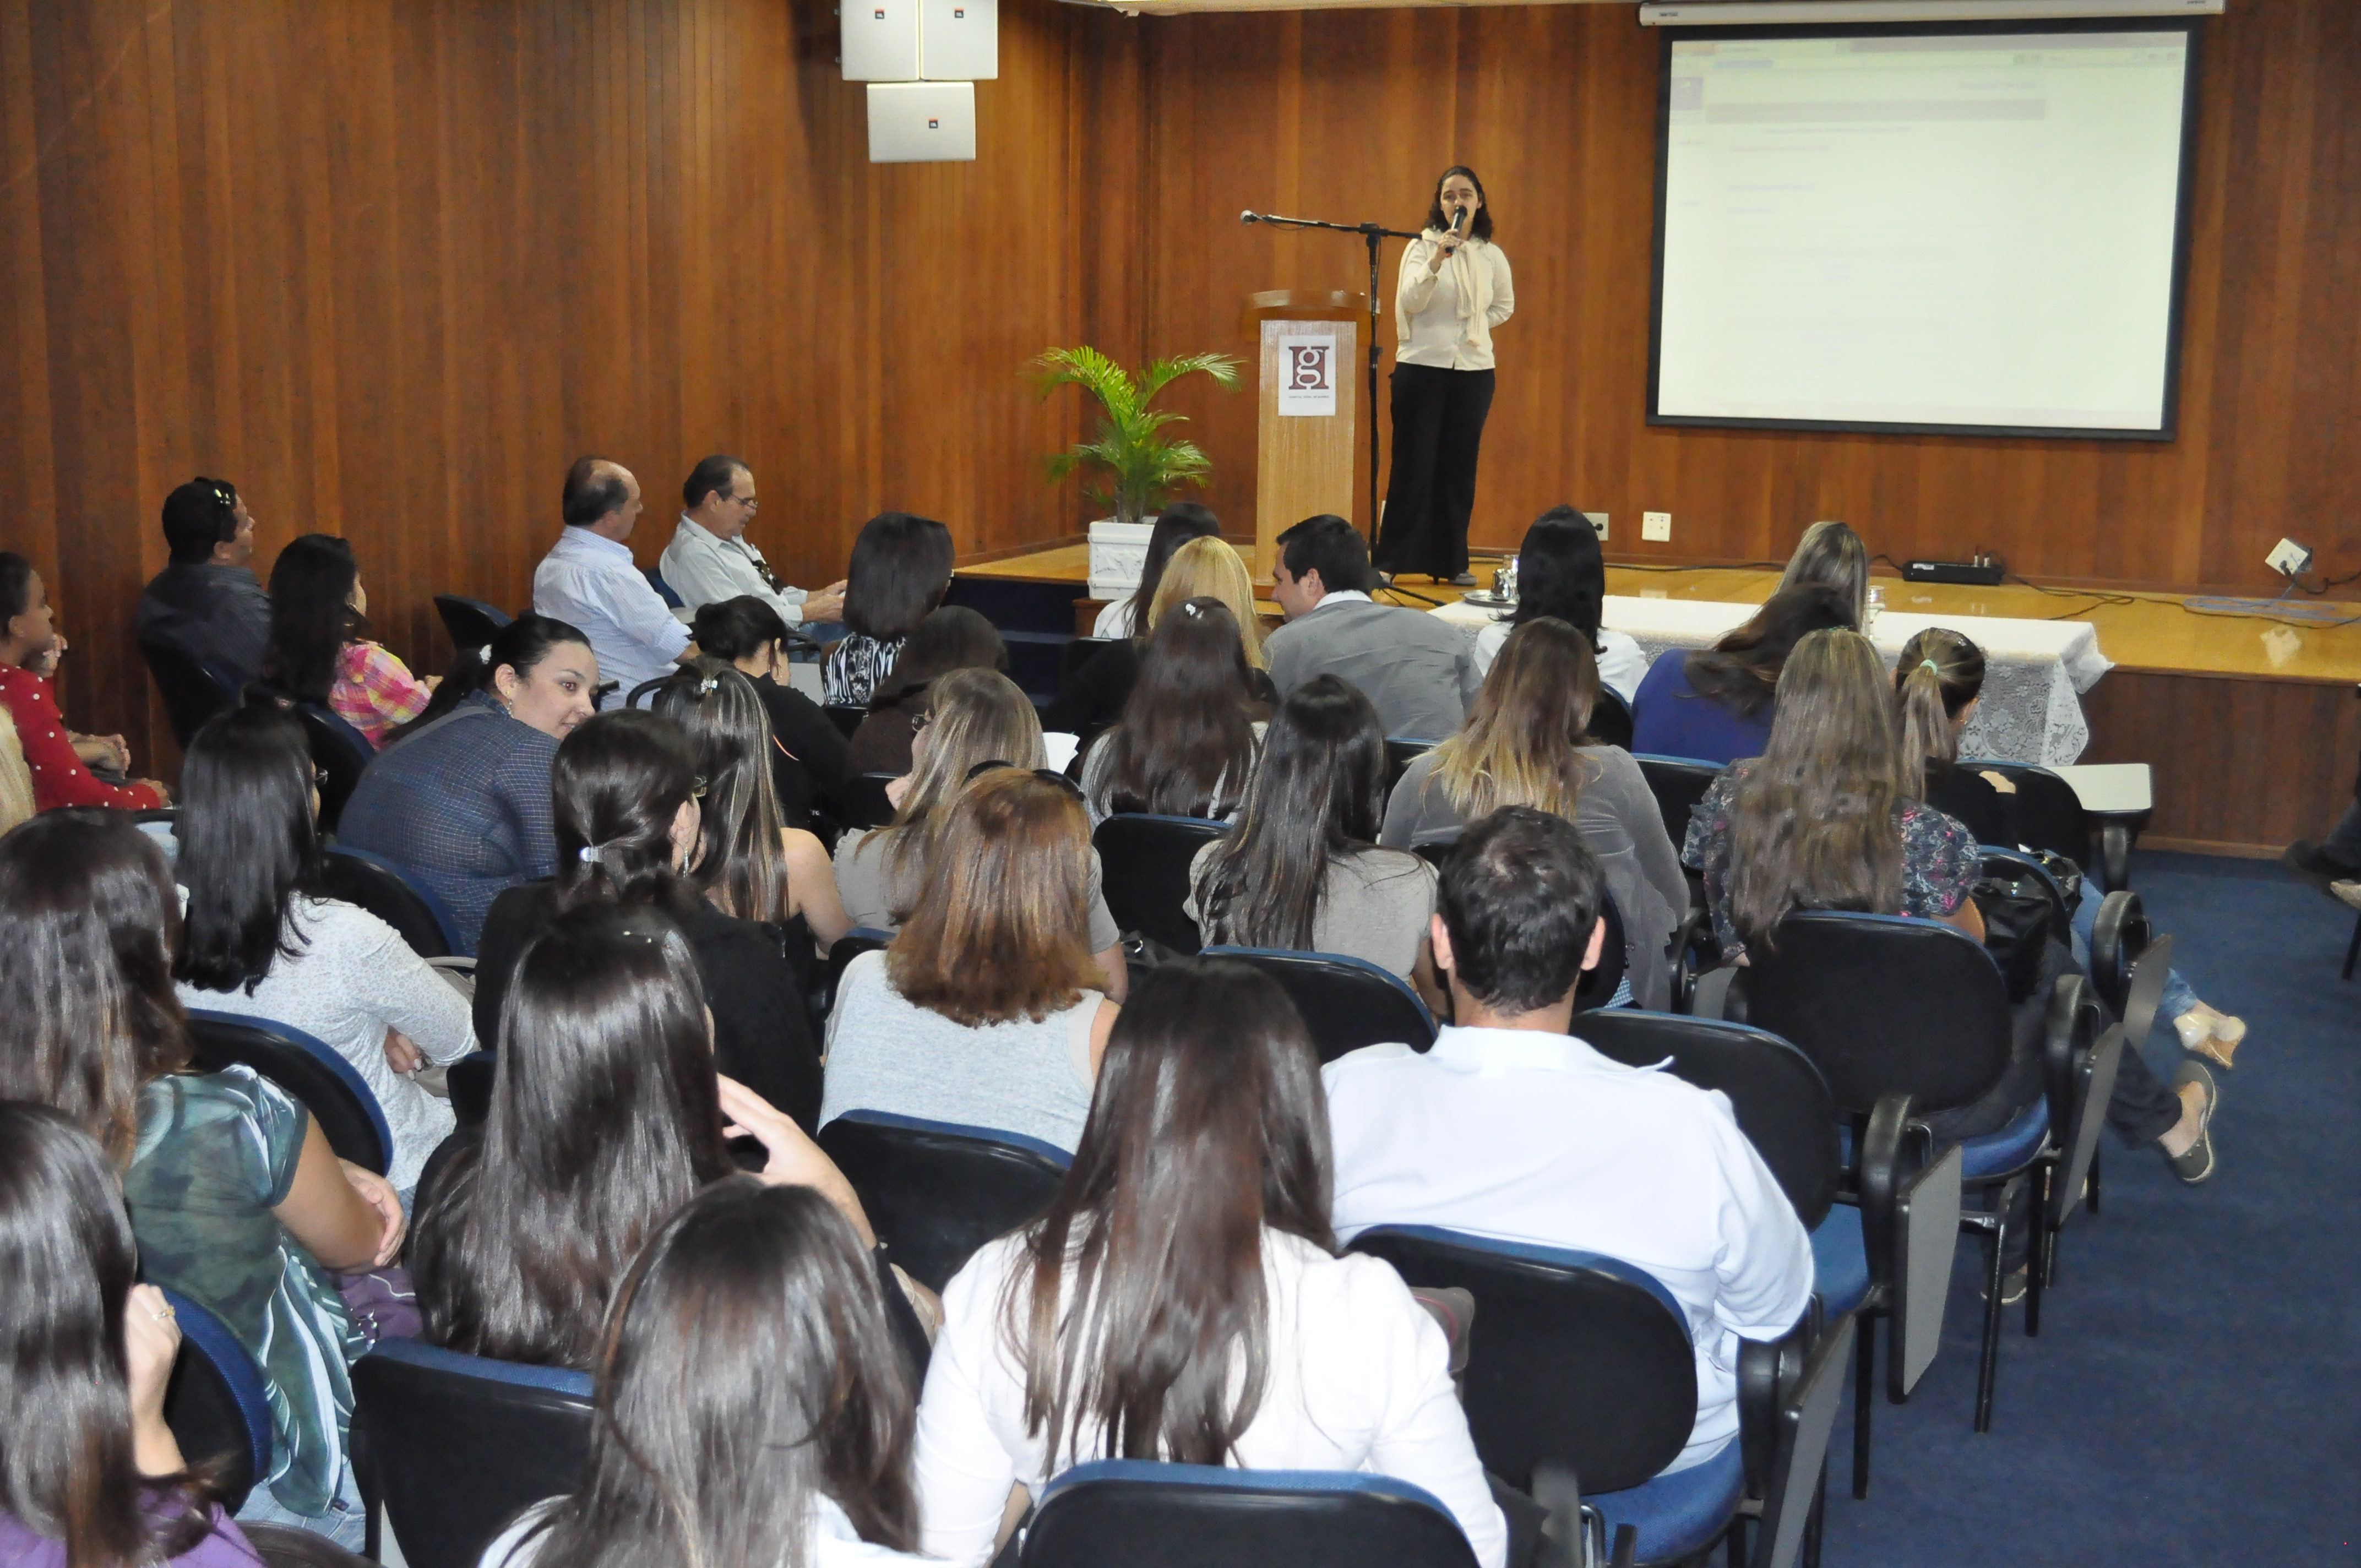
[531,457,695,707]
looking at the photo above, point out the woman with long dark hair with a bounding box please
[477,1180,924,1567]
[0,813,403,1549]
[0,1102,265,1566]
[414,902,870,1370]
[826,512,956,707]
[1188,676,1435,984]
[689,594,851,830]
[846,605,1009,777]
[1047,535,1271,744]
[1374,166,1515,587]
[337,613,600,949]
[911,959,1505,1568]
[472,708,825,1130]
[263,535,435,749]
[172,704,476,1200]
[1477,507,1647,702]
[1078,597,1267,823]
[1628,584,1856,765]
[1384,619,1688,1009]
[1092,501,1220,640]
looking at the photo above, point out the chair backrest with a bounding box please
[1586,687,1635,751]
[644,567,684,608]
[1977,845,2072,940]
[445,1052,496,1130]
[1737,913,2012,1121]
[1347,1227,1698,1496]
[824,703,867,738]
[1200,947,1437,1063]
[841,772,901,831]
[294,702,374,832]
[1093,814,1231,955]
[1384,737,1435,793]
[432,595,513,655]
[1957,758,2091,867]
[1576,1010,1841,1229]
[816,1108,1071,1292]
[1633,754,1723,853]
[159,1288,270,1516]
[1059,635,1116,693]
[2085,889,2152,1020]
[139,635,240,749]
[185,1010,394,1174]
[822,926,894,1017]
[351,1338,594,1568]
[1022,1461,1480,1568]
[320,846,462,959]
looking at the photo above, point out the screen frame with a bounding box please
[1644,17,2206,443]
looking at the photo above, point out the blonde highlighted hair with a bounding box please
[1423,618,1604,825]
[1149,536,1266,668]
[875,668,1045,902]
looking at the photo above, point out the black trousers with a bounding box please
[1377,363,1495,580]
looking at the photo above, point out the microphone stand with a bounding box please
[1243,210,1424,554]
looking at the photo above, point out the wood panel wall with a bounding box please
[4,0,2357,813]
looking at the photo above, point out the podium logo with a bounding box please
[1286,342,1332,391]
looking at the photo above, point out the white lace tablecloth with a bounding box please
[1431,595,2113,766]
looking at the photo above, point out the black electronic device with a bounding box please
[1903,556,2006,587]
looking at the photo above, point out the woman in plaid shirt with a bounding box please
[264,534,437,748]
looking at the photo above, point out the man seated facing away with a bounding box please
[1324,806,1813,1476]
[1264,513,1477,744]
[658,454,846,631]
[135,476,271,686]
[533,456,697,706]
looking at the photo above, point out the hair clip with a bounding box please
[697,674,720,696]
[578,845,610,866]
[476,645,494,663]
[1919,658,1940,674]
[1180,600,1206,619]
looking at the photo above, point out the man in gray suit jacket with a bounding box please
[1264,514,1479,743]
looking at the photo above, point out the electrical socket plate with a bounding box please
[2267,537,2314,578]
[1584,511,1609,541]
[1642,511,1672,542]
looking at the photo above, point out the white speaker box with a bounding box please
[866,82,976,164]
[920,0,998,79]
[841,0,920,82]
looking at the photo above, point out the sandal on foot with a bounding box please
[2165,1060,2219,1184]
[2174,1009,2242,1070]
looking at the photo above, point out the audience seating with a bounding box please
[320,845,465,959]
[294,701,375,833]
[644,567,685,609]
[139,635,240,749]
[1732,914,1993,1489]
[1956,758,2107,885]
[1384,737,1438,793]
[2023,977,2127,1338]
[1057,635,1114,694]
[1586,687,1636,752]
[1093,813,1229,956]
[821,926,894,1019]
[158,1287,271,1516]
[1200,946,1437,1062]
[815,1108,1071,1292]
[445,1050,496,1130]
[841,771,900,831]
[1633,754,1721,858]
[432,594,513,654]
[824,703,866,739]
[1020,1461,1481,1568]
[352,1338,594,1568]
[186,1010,393,1175]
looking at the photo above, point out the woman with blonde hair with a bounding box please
[1045,536,1272,739]
[833,667,1127,997]
[822,770,1120,1154]
[1777,519,1872,628]
[1381,618,1685,1008]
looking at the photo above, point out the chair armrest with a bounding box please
[1854,1095,1928,1292]
[1666,907,1716,1015]
[2041,973,2091,1146]
[1737,1317,1814,1500]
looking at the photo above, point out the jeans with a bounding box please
[2068,895,2198,1025]
[236,1458,367,1552]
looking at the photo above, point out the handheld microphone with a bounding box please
[1446,205,1465,243]
[1240,210,1259,225]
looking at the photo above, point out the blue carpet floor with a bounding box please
[1815,852,2359,1566]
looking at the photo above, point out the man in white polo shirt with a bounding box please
[1324,807,1813,1476]
[532,456,695,706]
[657,454,845,629]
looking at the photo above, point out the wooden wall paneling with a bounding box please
[2083,673,2361,852]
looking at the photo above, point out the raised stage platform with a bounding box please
[957,542,2361,856]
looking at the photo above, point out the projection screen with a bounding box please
[1649,25,2201,440]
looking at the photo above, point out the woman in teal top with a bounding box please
[0,812,404,1549]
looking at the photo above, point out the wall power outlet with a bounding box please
[1584,511,1609,541]
[1642,511,1672,542]
[2267,537,2315,578]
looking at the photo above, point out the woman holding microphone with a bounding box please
[1376,166,1514,588]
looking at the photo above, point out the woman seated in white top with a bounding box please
[1187,674,1439,994]
[1090,503,1220,640]
[478,1179,926,1567]
[1474,507,1649,704]
[834,667,1127,999]
[171,702,476,1201]
[911,957,1506,1568]
[824,768,1119,1155]
[1078,597,1267,825]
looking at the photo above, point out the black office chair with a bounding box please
[1956,758,2099,878]
[1094,813,1230,956]
[817,1109,1072,1292]
[1200,947,1436,1063]
[1384,736,1437,793]
[159,1288,271,1516]
[293,701,374,833]
[432,595,512,655]
[1633,754,1723,854]
[1058,635,1116,693]
[352,1338,595,1568]
[1586,687,1636,751]
[840,772,901,830]
[139,635,241,749]
[819,926,894,1021]
[1021,1461,1481,1568]
[824,703,867,739]
[185,1011,393,1175]
[644,567,685,608]
[320,846,465,959]
[2023,978,2127,1340]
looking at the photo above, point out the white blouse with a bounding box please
[913,1228,1507,1568]
[1473,622,1652,707]
[1396,235,1515,372]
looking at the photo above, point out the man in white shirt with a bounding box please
[1324,807,1814,1476]
[657,454,846,630]
[1263,513,1478,743]
[532,457,696,706]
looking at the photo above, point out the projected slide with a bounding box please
[1651,29,2196,438]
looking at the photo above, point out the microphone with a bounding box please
[1241,210,1259,225]
[1446,205,1465,243]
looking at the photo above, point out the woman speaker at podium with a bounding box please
[1375,165,1515,587]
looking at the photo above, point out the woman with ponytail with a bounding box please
[1893,627,2245,1073]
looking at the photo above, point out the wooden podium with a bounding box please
[1239,290,1362,579]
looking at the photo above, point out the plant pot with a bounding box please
[1087,518,1158,597]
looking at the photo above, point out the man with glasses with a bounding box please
[658,454,845,634]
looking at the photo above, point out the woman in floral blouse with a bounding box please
[264,534,437,748]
